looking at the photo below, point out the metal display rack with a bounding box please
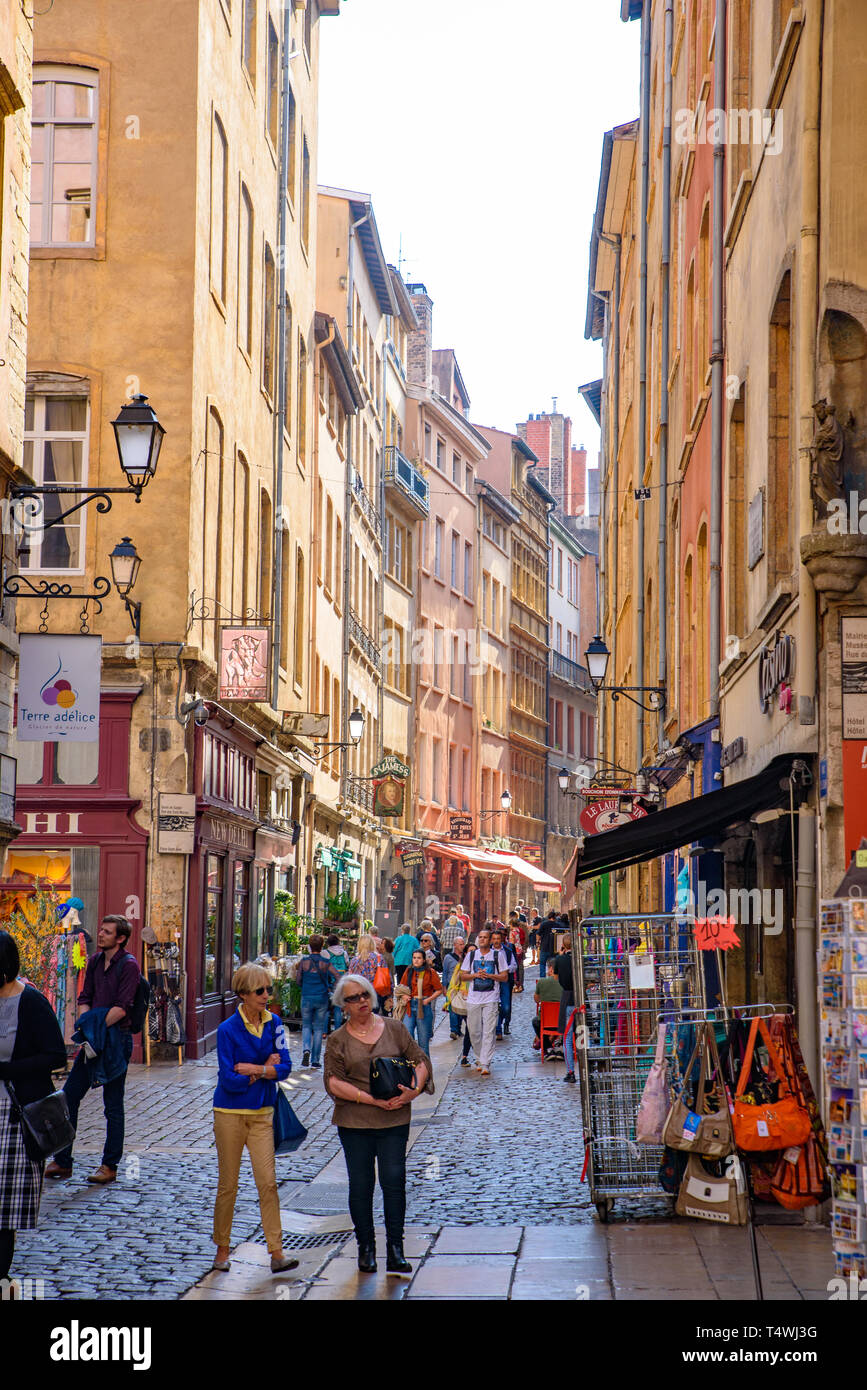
[572,912,706,1221]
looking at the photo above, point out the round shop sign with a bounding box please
[579,798,648,835]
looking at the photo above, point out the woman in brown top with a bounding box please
[324,972,430,1275]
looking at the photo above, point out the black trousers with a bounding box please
[337,1123,410,1247]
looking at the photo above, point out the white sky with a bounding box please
[318,0,640,454]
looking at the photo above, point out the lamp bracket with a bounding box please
[2,571,111,617]
[598,684,667,713]
[9,485,142,534]
[185,591,271,637]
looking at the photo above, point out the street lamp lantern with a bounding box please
[500,788,512,812]
[558,767,570,793]
[348,708,365,744]
[111,394,165,493]
[108,536,141,596]
[585,634,610,690]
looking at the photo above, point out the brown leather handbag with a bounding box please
[676,1152,749,1225]
[732,1017,811,1152]
[662,1024,734,1158]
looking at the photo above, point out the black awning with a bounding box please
[574,753,803,883]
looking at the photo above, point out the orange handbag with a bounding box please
[732,1016,812,1152]
[770,1135,828,1210]
[372,963,392,996]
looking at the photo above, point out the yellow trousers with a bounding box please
[213,1109,282,1253]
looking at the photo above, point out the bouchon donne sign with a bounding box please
[17,634,102,742]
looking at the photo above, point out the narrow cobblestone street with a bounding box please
[11,968,835,1302]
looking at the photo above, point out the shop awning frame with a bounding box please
[572,753,806,884]
[424,840,560,888]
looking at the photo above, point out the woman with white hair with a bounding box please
[324,973,431,1276]
[347,933,390,1013]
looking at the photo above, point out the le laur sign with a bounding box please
[17,635,102,742]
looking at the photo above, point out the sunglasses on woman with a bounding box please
[248,986,269,996]
[342,992,368,1005]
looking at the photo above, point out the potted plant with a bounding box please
[322,892,361,935]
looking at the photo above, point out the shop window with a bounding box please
[232,861,249,972]
[204,854,223,995]
[56,740,99,786]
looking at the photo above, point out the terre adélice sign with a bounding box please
[17,634,102,742]
[579,798,648,835]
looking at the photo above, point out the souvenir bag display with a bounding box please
[662,1023,734,1158]
[636,1024,669,1145]
[732,1015,812,1152]
[675,1151,749,1225]
[767,1014,829,1210]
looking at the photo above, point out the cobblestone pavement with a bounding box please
[10,968,836,1301]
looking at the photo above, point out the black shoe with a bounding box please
[310,1061,321,1069]
[460,1057,471,1067]
[503,1022,510,1035]
[386,1240,412,1274]
[449,1033,459,1041]
[563,1071,576,1084]
[301,1050,310,1068]
[357,1244,377,1273]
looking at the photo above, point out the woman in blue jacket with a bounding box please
[212,962,298,1274]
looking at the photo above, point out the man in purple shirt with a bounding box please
[46,915,141,1184]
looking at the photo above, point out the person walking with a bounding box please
[536,909,560,984]
[46,914,140,1185]
[322,933,349,1033]
[527,913,540,965]
[211,963,299,1274]
[348,933,390,1014]
[441,937,466,1040]
[0,931,67,1281]
[553,934,575,1075]
[392,923,420,973]
[297,935,339,1068]
[491,927,517,1039]
[532,959,564,1055]
[400,950,442,1053]
[460,925,508,1077]
[439,911,462,955]
[509,925,525,992]
[324,974,430,1274]
[418,931,442,972]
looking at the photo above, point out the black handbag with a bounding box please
[369,1055,414,1101]
[6,1081,76,1162]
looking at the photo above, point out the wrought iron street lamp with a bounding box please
[584,635,666,712]
[111,394,165,493]
[108,536,142,636]
[310,708,365,761]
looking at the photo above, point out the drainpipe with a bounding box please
[658,0,673,752]
[797,1,822,729]
[795,804,818,1087]
[636,2,651,767]
[599,233,621,776]
[709,0,727,720]
[271,1,293,710]
[343,203,373,781]
[310,318,336,722]
[598,301,609,771]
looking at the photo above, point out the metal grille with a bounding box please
[255,1230,350,1250]
[574,914,705,1208]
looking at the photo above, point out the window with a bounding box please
[436,437,445,472]
[297,334,308,463]
[450,635,460,697]
[279,529,291,669]
[294,547,305,686]
[465,464,473,494]
[424,424,432,463]
[238,184,253,355]
[481,571,489,626]
[464,542,472,597]
[431,738,442,803]
[204,854,223,995]
[22,391,89,570]
[301,133,310,251]
[242,0,257,89]
[266,17,279,147]
[448,745,457,808]
[567,706,575,756]
[434,519,443,579]
[283,296,293,432]
[557,547,563,593]
[210,114,228,304]
[262,242,276,398]
[235,454,250,614]
[31,67,98,248]
[450,530,459,588]
[303,0,313,58]
[452,451,460,484]
[286,84,297,202]
[433,626,444,688]
[233,862,250,971]
[258,490,273,617]
[492,580,500,634]
[463,651,471,703]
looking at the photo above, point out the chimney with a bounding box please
[406,283,432,389]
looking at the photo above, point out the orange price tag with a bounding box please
[694,916,741,951]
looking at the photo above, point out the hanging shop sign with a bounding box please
[720,736,746,769]
[757,632,795,714]
[17,634,101,742]
[449,814,474,841]
[282,711,329,738]
[218,626,269,702]
[315,845,335,870]
[579,798,649,835]
[519,842,544,865]
[374,776,406,817]
[371,755,411,779]
[842,617,867,739]
[157,793,196,854]
[396,840,426,869]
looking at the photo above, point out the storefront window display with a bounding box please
[232,860,249,971]
[204,854,223,995]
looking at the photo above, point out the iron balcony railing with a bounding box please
[383,445,429,516]
[351,466,382,539]
[343,773,374,813]
[550,651,594,691]
[349,607,381,671]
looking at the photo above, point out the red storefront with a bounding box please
[3,691,149,953]
[185,715,260,1058]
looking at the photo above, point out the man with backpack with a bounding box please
[296,935,339,1068]
[322,933,348,1032]
[459,924,508,1077]
[46,914,143,1185]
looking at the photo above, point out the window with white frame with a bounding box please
[22,390,89,570]
[31,66,98,248]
